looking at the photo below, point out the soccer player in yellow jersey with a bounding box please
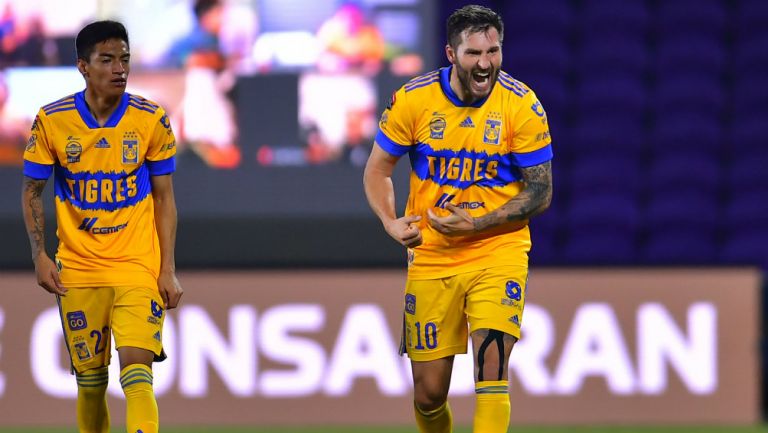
[364,5,552,433]
[20,21,182,433]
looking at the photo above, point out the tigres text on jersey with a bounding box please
[23,90,177,289]
[376,66,553,279]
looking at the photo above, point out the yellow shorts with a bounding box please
[57,286,166,373]
[400,265,527,361]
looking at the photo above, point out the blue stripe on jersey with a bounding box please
[43,98,76,114]
[498,73,529,96]
[375,129,410,157]
[128,102,156,114]
[53,163,151,211]
[404,77,439,92]
[147,156,176,175]
[42,95,75,111]
[74,91,129,129]
[439,66,489,108]
[23,160,53,179]
[129,95,159,109]
[496,79,526,97]
[404,71,439,89]
[510,144,553,167]
[45,105,77,115]
[410,142,522,189]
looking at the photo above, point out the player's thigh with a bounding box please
[112,286,165,362]
[465,265,528,340]
[58,287,115,373]
[402,277,467,362]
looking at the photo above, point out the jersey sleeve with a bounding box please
[145,109,177,176]
[22,111,56,180]
[508,90,553,168]
[374,86,414,157]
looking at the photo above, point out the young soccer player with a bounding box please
[21,20,183,433]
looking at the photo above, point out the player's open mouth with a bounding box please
[471,71,491,91]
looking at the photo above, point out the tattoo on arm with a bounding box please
[474,161,552,231]
[23,178,47,259]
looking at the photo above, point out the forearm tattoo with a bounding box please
[23,178,47,259]
[474,161,552,231]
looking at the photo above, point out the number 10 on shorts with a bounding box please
[413,321,438,350]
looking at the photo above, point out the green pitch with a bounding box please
[1,426,768,433]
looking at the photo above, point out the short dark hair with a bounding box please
[194,0,221,19]
[446,5,504,49]
[76,20,129,62]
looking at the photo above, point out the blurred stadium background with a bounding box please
[0,0,766,431]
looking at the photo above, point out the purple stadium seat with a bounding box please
[728,154,768,195]
[721,228,768,268]
[576,75,647,116]
[572,114,645,159]
[656,36,726,77]
[728,112,768,151]
[505,37,571,80]
[725,192,768,231]
[657,0,728,37]
[562,229,637,264]
[503,0,573,39]
[733,74,768,112]
[642,230,718,264]
[655,74,726,116]
[736,0,768,39]
[581,0,650,35]
[650,112,723,154]
[568,154,643,196]
[577,34,648,78]
[647,153,721,197]
[644,190,718,233]
[735,35,768,76]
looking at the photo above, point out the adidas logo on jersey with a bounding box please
[459,116,475,128]
[95,137,110,148]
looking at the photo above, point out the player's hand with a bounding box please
[428,203,475,236]
[385,215,423,248]
[33,255,67,296]
[158,271,183,310]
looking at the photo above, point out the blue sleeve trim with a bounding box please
[23,160,53,179]
[147,156,176,175]
[511,144,553,167]
[375,129,411,157]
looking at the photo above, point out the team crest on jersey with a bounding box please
[122,131,139,164]
[483,117,502,145]
[429,115,446,139]
[66,137,82,163]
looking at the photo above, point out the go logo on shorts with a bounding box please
[67,311,88,331]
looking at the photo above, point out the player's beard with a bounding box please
[454,61,499,104]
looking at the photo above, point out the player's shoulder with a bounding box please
[126,93,165,117]
[39,93,77,118]
[400,68,443,95]
[496,70,534,100]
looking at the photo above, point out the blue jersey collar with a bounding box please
[439,65,492,108]
[75,90,129,129]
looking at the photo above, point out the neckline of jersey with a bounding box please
[439,65,492,108]
[74,90,129,129]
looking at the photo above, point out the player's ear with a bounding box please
[76,58,89,78]
[445,44,455,64]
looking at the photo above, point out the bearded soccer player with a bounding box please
[364,5,552,433]
[21,20,182,433]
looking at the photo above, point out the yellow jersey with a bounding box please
[376,66,553,279]
[23,90,177,289]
